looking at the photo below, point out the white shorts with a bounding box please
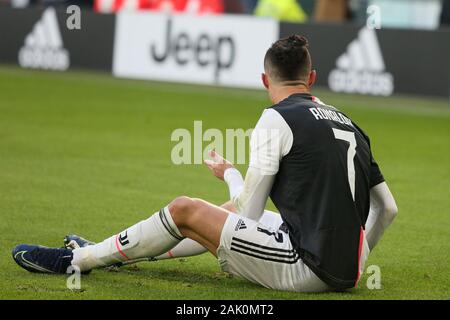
[217,211,332,293]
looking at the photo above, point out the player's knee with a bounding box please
[169,196,194,214]
[168,196,199,226]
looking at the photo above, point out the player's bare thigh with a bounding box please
[168,196,230,257]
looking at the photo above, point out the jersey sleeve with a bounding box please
[370,155,385,188]
[249,108,293,175]
[223,108,293,220]
[224,167,275,220]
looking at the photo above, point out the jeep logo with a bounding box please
[150,18,236,82]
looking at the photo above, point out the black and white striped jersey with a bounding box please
[267,93,384,289]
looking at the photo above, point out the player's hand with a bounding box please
[204,150,234,181]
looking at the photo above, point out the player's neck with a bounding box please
[271,86,310,104]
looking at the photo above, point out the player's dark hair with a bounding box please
[264,35,311,83]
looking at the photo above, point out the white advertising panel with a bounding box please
[113,12,278,88]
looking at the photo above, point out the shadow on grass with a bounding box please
[92,263,359,299]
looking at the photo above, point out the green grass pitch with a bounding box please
[0,65,449,300]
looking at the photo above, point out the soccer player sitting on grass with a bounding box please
[12,35,398,292]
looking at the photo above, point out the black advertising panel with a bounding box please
[62,8,115,71]
[0,7,115,72]
[378,28,450,99]
[281,22,450,99]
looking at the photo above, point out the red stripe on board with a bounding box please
[167,250,174,258]
[115,234,130,261]
[355,227,364,287]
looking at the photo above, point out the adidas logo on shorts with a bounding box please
[235,219,247,231]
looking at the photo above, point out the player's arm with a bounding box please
[365,182,398,251]
[204,152,273,221]
[223,166,275,220]
[205,109,292,221]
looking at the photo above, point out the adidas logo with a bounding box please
[328,27,393,96]
[235,219,247,231]
[18,7,70,71]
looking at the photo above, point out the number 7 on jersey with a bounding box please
[333,128,357,201]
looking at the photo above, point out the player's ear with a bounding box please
[261,73,269,89]
[308,70,317,87]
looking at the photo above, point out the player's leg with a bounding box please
[64,199,282,262]
[64,201,237,262]
[69,196,229,271]
[157,209,283,260]
[156,238,206,260]
[62,201,237,264]
[155,200,237,260]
